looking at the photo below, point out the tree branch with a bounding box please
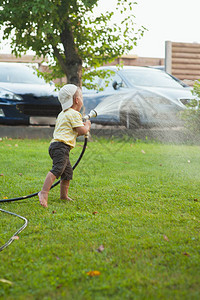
[52,45,68,75]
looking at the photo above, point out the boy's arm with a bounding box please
[75,120,91,136]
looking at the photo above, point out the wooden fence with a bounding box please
[0,53,45,64]
[105,54,164,67]
[0,54,164,85]
[165,41,200,85]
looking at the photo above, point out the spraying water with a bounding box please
[84,90,185,129]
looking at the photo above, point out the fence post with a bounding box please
[165,41,172,74]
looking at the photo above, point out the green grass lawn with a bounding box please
[0,136,200,300]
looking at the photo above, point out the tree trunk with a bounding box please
[59,23,82,87]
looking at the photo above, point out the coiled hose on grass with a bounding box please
[0,136,88,252]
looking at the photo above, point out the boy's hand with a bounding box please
[75,120,91,136]
[84,120,91,131]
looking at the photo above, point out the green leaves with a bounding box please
[0,0,146,86]
[179,80,200,134]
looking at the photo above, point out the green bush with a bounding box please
[180,80,200,132]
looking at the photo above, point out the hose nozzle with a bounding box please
[83,109,97,121]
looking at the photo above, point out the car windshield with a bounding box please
[121,69,183,88]
[0,64,46,85]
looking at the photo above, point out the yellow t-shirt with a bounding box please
[51,108,84,148]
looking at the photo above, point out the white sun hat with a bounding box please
[58,84,78,111]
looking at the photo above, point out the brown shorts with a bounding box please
[49,142,73,180]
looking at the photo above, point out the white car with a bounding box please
[83,66,196,128]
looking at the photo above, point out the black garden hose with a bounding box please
[0,136,88,251]
[0,136,88,204]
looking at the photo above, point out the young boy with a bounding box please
[38,84,91,208]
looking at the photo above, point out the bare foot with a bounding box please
[60,196,75,202]
[38,191,48,207]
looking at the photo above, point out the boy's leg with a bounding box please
[38,171,56,207]
[60,179,74,201]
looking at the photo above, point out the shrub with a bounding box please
[180,80,200,133]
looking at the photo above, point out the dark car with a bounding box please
[0,62,61,125]
[82,66,196,128]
